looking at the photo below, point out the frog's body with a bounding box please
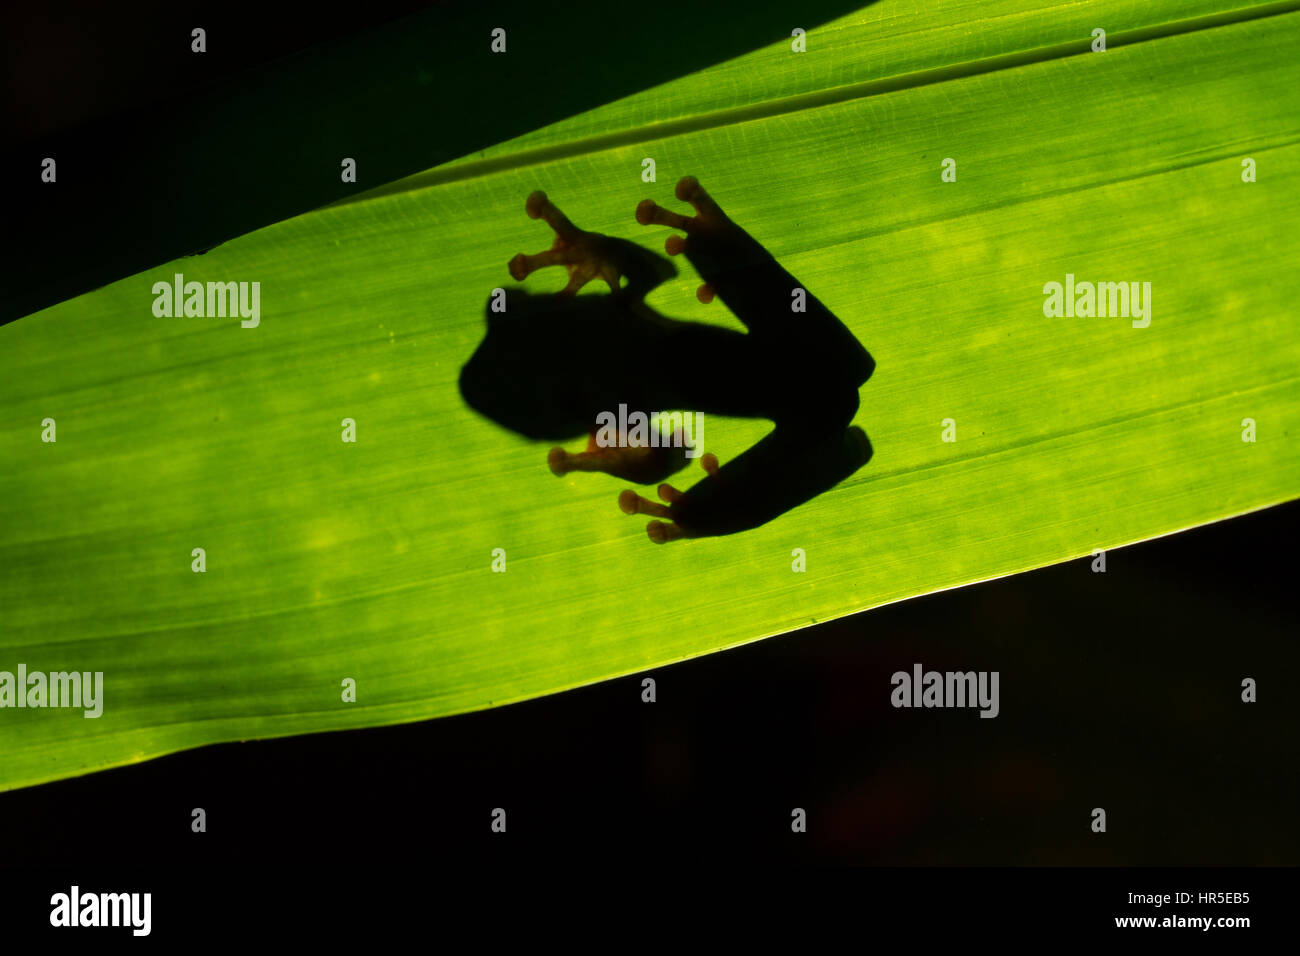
[459,177,874,543]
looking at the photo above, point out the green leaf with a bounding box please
[2,0,1298,791]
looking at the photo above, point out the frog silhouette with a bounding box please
[459,176,874,543]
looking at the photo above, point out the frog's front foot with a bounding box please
[508,191,626,296]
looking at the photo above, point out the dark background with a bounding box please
[1,0,869,323]
[2,0,1296,867]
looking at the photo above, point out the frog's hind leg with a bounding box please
[616,452,720,543]
[635,177,732,303]
[634,176,723,237]
[617,489,673,518]
[623,488,691,543]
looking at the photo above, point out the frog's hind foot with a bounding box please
[636,177,726,240]
[636,176,732,302]
[645,520,689,544]
[549,441,688,485]
[619,487,695,543]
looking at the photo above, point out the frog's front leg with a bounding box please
[509,191,675,299]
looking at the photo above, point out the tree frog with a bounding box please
[459,176,874,543]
